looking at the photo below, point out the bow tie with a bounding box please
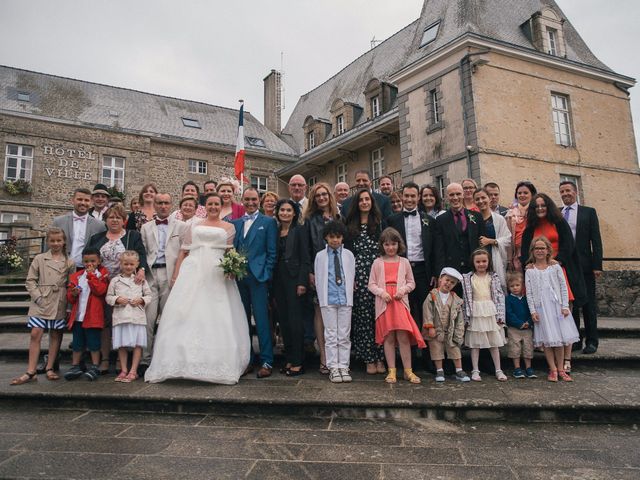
[73,215,87,222]
[155,219,168,225]
[243,213,259,221]
[403,210,417,217]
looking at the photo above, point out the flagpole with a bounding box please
[236,99,245,196]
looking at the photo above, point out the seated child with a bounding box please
[65,248,110,381]
[422,267,470,382]
[314,221,355,384]
[506,273,536,379]
[106,250,151,383]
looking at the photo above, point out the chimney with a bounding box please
[263,69,281,134]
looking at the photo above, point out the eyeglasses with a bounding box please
[289,183,305,188]
[534,247,548,251]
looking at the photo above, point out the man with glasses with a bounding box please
[288,175,308,212]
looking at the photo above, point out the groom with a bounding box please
[233,187,278,378]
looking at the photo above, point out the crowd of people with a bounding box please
[9,169,603,386]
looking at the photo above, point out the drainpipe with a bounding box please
[459,48,490,180]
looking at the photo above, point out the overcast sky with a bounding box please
[1,0,638,147]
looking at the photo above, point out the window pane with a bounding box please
[7,145,18,155]
[22,146,33,157]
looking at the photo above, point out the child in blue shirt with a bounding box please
[505,272,536,379]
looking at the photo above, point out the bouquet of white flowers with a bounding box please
[219,248,248,280]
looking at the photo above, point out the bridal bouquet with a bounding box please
[219,248,248,280]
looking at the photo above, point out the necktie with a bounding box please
[403,210,417,217]
[454,210,467,232]
[563,206,571,221]
[155,218,168,225]
[333,250,342,286]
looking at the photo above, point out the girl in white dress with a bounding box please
[525,236,579,383]
[462,249,507,382]
[144,193,250,385]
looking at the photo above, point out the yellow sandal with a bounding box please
[385,368,397,384]
[404,368,421,384]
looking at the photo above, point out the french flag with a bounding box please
[234,102,246,182]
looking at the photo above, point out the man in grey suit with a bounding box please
[38,188,106,373]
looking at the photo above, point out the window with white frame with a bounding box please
[430,89,440,124]
[337,115,345,135]
[101,155,125,190]
[308,131,315,150]
[188,159,207,175]
[337,162,347,183]
[308,176,317,187]
[559,174,582,203]
[371,148,385,180]
[0,212,30,223]
[436,175,445,201]
[547,28,558,56]
[551,94,573,146]
[371,96,380,118]
[4,144,33,182]
[251,175,268,193]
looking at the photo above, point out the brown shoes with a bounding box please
[256,365,272,378]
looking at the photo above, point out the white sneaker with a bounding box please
[339,368,352,383]
[329,368,343,383]
[435,369,445,382]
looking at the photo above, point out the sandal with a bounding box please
[403,368,421,384]
[563,360,572,374]
[318,363,330,375]
[385,368,397,384]
[547,370,558,382]
[558,370,573,382]
[45,368,60,381]
[114,371,128,382]
[471,370,482,382]
[495,370,508,382]
[10,371,37,386]
[122,371,138,383]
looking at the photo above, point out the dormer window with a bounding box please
[337,115,345,135]
[17,92,30,102]
[371,96,380,118]
[303,115,331,151]
[420,21,440,48]
[181,117,201,128]
[308,131,315,149]
[547,28,558,56]
[523,8,566,58]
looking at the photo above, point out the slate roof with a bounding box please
[0,65,296,157]
[283,0,626,156]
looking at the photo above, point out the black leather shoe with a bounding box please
[571,342,583,352]
[583,344,598,354]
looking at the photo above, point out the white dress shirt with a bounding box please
[403,209,424,262]
[156,222,168,265]
[71,213,88,267]
[563,202,578,239]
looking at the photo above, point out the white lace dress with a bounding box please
[144,222,250,384]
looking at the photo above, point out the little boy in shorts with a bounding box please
[505,272,536,379]
[422,267,470,382]
[64,248,110,381]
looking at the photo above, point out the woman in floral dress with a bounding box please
[344,189,385,374]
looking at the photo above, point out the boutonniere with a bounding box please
[468,214,477,224]
[421,217,429,227]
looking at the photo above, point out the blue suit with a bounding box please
[233,213,277,367]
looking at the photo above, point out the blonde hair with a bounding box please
[46,227,68,258]
[526,235,553,265]
[120,250,140,263]
[507,271,524,286]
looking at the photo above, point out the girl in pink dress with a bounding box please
[368,228,426,384]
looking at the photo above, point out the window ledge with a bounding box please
[427,122,444,134]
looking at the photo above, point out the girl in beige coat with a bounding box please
[11,228,75,385]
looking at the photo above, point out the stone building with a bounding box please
[276,0,639,264]
[0,65,296,239]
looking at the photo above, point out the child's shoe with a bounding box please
[512,368,525,379]
[558,370,573,382]
[495,370,508,382]
[115,371,128,382]
[64,365,84,381]
[403,368,421,384]
[84,365,100,382]
[471,370,482,382]
[455,370,470,382]
[435,369,445,382]
[339,368,352,383]
[329,368,343,383]
[547,370,558,382]
[384,368,397,384]
[525,367,537,379]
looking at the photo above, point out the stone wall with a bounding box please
[597,271,640,317]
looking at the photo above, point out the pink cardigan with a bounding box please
[367,257,415,320]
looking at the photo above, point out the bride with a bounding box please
[145,193,250,384]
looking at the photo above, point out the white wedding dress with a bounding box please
[144,222,250,385]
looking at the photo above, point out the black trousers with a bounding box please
[572,272,598,347]
[408,262,429,329]
[273,270,305,367]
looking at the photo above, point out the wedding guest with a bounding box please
[344,189,385,375]
[260,191,279,218]
[389,191,403,214]
[303,182,341,374]
[333,182,350,209]
[273,199,310,376]
[484,182,509,216]
[378,175,394,197]
[129,198,140,215]
[474,188,511,292]
[288,174,308,211]
[559,180,603,354]
[140,193,187,365]
[178,196,198,224]
[203,180,217,194]
[126,183,157,231]
[505,181,537,271]
[173,181,207,221]
[87,204,148,374]
[461,178,480,212]
[419,184,446,219]
[88,183,110,221]
[218,178,245,221]
[233,188,278,378]
[340,170,392,219]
